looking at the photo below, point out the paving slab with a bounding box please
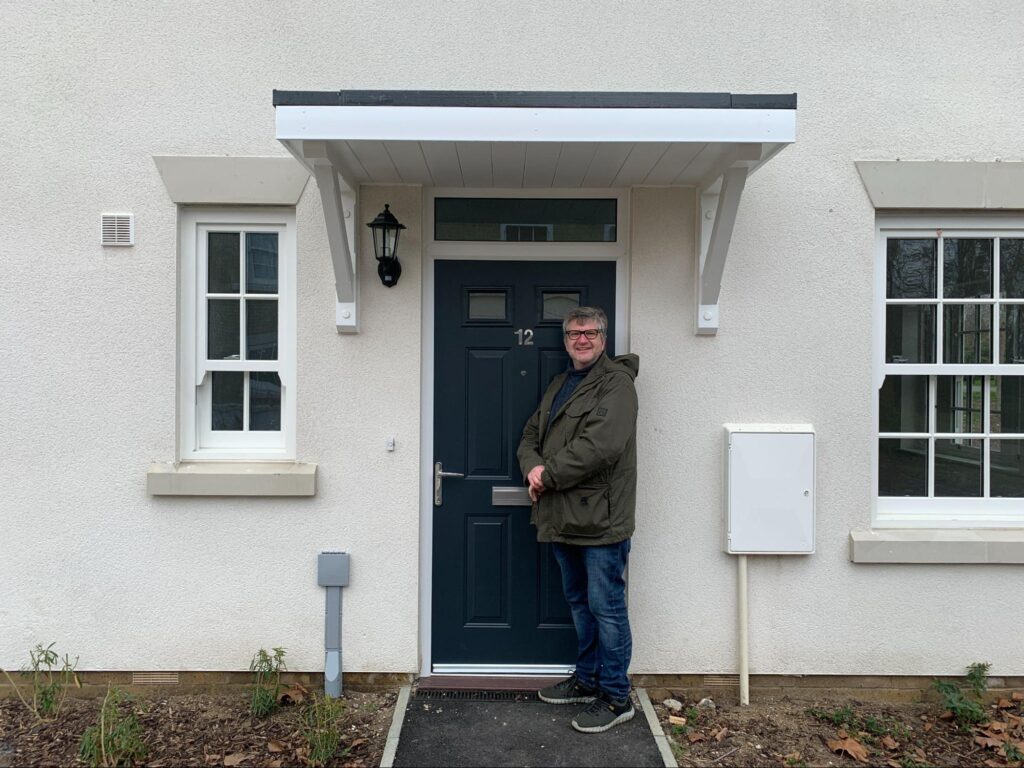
[392,690,666,767]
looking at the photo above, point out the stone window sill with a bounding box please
[147,462,317,496]
[849,529,1024,564]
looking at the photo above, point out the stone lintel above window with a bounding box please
[857,161,1024,210]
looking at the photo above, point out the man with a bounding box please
[517,306,639,734]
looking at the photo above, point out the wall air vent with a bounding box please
[101,213,134,246]
[131,672,179,685]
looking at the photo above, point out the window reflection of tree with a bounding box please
[887,239,935,298]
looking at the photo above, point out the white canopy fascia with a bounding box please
[274,91,796,334]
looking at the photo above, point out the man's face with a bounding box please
[564,319,606,370]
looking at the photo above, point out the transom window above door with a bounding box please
[434,198,617,242]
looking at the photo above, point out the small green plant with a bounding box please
[932,678,987,727]
[898,753,926,768]
[807,705,855,728]
[1004,740,1024,764]
[1,642,78,721]
[249,647,287,717]
[965,661,991,698]
[77,686,147,767]
[302,693,349,766]
[807,705,909,745]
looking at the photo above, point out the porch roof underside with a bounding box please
[273,90,797,189]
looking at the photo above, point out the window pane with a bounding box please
[542,292,581,321]
[879,375,928,433]
[467,291,507,321]
[936,375,984,434]
[246,233,278,294]
[992,377,1024,434]
[943,304,992,364]
[878,438,927,496]
[246,300,278,360]
[208,232,240,293]
[435,198,616,242]
[208,299,240,360]
[1000,305,1024,364]
[944,238,992,298]
[886,239,936,298]
[934,438,983,496]
[212,371,244,431]
[1000,239,1024,298]
[250,372,281,431]
[885,304,935,363]
[991,439,1024,497]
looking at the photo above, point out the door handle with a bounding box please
[434,461,465,506]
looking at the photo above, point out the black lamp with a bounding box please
[366,204,406,287]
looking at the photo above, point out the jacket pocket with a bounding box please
[556,484,610,538]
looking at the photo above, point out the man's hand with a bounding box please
[527,465,546,500]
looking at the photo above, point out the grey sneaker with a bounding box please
[571,693,636,733]
[538,674,598,705]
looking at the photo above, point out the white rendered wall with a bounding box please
[2,0,1023,677]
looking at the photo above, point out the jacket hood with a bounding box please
[608,353,639,380]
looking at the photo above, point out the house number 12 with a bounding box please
[514,328,534,346]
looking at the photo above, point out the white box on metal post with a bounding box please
[724,424,815,555]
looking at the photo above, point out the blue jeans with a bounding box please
[551,539,632,701]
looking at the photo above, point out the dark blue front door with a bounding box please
[432,260,616,668]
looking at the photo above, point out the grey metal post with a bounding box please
[317,552,350,698]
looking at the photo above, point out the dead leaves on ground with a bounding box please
[826,735,870,763]
[276,683,309,706]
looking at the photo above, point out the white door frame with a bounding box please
[418,187,632,676]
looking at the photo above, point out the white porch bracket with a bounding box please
[696,144,762,335]
[299,141,359,333]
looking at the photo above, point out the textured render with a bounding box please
[1,0,1023,678]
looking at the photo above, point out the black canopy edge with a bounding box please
[272,90,797,110]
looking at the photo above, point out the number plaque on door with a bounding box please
[514,328,534,346]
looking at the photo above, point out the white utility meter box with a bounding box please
[724,424,815,555]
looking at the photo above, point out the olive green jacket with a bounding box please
[517,352,639,546]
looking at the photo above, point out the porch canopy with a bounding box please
[273,90,797,333]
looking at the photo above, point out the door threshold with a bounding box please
[419,675,561,691]
[430,664,573,676]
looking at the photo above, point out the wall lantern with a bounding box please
[366,204,406,287]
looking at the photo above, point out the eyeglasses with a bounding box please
[564,329,604,340]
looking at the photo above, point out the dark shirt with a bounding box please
[549,358,598,423]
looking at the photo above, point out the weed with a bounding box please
[1004,741,1024,763]
[302,693,349,767]
[898,753,926,768]
[932,675,987,727]
[670,723,688,736]
[1,642,78,721]
[785,757,809,768]
[807,705,855,728]
[806,705,909,745]
[77,686,147,767]
[249,647,286,718]
[965,662,991,698]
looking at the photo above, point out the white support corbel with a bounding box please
[300,141,359,333]
[696,144,762,335]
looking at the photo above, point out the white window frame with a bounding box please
[874,213,1024,528]
[179,207,297,461]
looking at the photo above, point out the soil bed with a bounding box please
[652,692,1024,768]
[0,689,397,768]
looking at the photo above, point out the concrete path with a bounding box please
[382,686,674,768]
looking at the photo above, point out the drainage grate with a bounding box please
[414,689,536,701]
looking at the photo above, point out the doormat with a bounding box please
[393,693,666,767]
[415,689,536,701]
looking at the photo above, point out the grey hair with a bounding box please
[562,306,608,334]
